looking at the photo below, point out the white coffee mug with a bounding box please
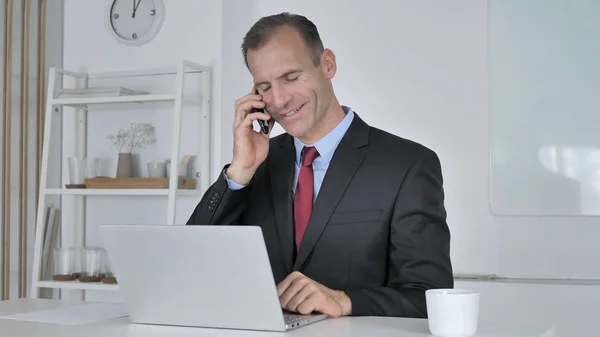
[426,289,480,337]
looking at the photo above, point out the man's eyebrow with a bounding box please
[255,69,301,87]
[279,69,301,78]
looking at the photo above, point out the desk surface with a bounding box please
[0,298,554,337]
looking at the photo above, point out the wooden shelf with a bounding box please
[36,280,119,291]
[84,176,195,189]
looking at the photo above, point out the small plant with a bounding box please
[108,122,156,153]
[107,129,129,153]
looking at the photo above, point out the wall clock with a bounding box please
[108,0,165,46]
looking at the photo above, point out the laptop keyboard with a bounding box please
[284,314,307,325]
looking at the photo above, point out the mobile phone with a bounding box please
[254,89,269,134]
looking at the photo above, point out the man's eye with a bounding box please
[286,76,298,82]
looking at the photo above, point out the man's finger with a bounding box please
[276,280,290,298]
[276,272,302,297]
[233,95,263,125]
[280,278,310,309]
[234,101,267,128]
[235,100,265,119]
[238,112,271,132]
[286,283,315,312]
[278,275,306,304]
[296,293,318,315]
[234,90,261,108]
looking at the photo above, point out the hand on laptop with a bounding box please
[276,271,352,317]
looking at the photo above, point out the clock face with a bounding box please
[109,0,164,45]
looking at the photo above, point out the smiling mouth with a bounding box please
[284,104,303,117]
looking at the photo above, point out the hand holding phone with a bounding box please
[227,88,271,185]
[253,89,270,134]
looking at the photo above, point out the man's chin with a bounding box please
[280,124,306,139]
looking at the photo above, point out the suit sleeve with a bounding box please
[344,148,454,318]
[186,164,253,226]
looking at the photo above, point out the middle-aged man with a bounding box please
[187,12,453,318]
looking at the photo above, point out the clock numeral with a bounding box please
[150,9,156,16]
[112,13,119,20]
[132,33,138,39]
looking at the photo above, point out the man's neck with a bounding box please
[299,101,346,145]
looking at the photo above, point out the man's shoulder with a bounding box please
[366,125,439,160]
[349,111,438,160]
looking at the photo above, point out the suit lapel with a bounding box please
[293,114,370,271]
[269,135,296,273]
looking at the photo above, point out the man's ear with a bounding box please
[320,48,337,79]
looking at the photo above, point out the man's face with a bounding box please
[247,26,336,144]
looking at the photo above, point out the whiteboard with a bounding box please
[489,0,600,216]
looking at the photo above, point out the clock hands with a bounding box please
[132,0,142,18]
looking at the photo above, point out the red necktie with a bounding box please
[294,146,320,251]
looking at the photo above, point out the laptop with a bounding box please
[99,224,328,331]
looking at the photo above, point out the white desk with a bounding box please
[0,299,554,337]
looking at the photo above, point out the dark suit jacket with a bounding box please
[186,112,453,318]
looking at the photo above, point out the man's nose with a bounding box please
[270,85,292,110]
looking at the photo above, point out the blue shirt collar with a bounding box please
[294,106,354,166]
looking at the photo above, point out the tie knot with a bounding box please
[300,146,319,167]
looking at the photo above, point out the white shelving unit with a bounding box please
[30,60,212,297]
[36,280,119,292]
